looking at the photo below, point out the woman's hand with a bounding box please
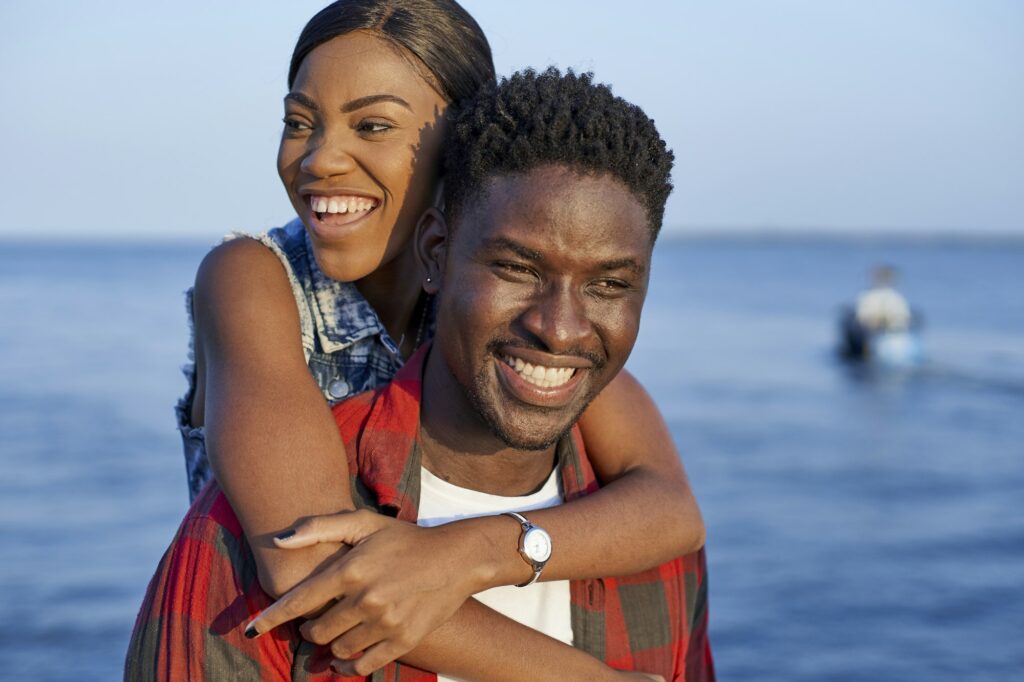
[244,509,487,675]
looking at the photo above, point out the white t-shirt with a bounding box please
[856,286,911,331]
[416,466,573,682]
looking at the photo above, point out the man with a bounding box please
[855,264,912,332]
[127,68,712,681]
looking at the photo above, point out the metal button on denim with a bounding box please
[328,378,350,399]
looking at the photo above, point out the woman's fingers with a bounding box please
[298,599,363,647]
[331,639,409,678]
[324,623,380,661]
[273,508,384,549]
[245,567,348,638]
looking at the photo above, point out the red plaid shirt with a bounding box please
[126,346,714,681]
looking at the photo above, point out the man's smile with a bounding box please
[492,346,595,408]
[500,354,576,388]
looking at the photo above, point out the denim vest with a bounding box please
[177,218,430,501]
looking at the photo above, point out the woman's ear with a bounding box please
[414,207,447,295]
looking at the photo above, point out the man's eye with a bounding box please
[495,261,534,276]
[592,279,630,295]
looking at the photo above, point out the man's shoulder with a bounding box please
[331,388,379,446]
[169,481,248,556]
[330,345,429,450]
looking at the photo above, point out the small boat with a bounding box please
[838,306,925,368]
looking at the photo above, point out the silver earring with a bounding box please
[425,277,433,284]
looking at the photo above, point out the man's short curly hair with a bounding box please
[442,67,674,239]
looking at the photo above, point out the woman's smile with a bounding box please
[302,191,382,241]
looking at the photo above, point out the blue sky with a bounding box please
[0,0,1021,240]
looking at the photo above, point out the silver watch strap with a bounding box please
[503,511,543,587]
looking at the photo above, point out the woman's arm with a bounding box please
[542,367,706,575]
[354,598,661,681]
[191,238,357,596]
[245,368,704,673]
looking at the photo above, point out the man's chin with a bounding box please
[490,428,566,452]
[475,400,574,451]
[466,362,593,452]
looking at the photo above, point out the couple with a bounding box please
[127,2,714,680]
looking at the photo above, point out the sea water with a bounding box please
[0,236,1021,680]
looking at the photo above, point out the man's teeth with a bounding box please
[309,195,378,215]
[502,355,576,389]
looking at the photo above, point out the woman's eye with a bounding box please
[282,117,311,133]
[357,120,393,134]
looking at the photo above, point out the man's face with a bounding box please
[433,165,653,450]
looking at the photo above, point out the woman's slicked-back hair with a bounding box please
[288,0,495,105]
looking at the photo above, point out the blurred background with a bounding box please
[1,1,1021,680]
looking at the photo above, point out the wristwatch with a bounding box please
[503,511,552,587]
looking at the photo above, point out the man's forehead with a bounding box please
[453,166,653,264]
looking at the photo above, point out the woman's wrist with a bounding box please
[441,515,534,593]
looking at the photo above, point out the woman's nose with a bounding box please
[520,284,594,353]
[300,131,357,178]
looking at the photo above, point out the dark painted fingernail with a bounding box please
[275,529,296,541]
[244,625,259,639]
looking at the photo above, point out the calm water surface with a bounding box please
[1,237,1021,680]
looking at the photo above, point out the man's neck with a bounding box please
[418,346,557,497]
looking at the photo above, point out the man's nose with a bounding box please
[300,130,357,178]
[520,283,594,353]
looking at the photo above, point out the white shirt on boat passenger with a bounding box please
[856,286,911,331]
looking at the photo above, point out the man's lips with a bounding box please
[493,348,594,407]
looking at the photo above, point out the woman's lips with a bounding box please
[308,194,378,216]
[304,194,380,239]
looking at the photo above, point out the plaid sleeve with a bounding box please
[124,482,295,680]
[682,548,715,682]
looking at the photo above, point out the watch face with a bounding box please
[523,528,552,563]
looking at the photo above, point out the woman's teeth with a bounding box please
[309,195,378,215]
[502,355,576,388]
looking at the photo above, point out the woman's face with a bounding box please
[278,31,448,281]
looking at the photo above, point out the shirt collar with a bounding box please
[356,343,597,521]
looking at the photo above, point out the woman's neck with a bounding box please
[354,245,426,357]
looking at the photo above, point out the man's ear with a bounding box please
[414,207,447,295]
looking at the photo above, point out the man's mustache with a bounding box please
[485,338,605,370]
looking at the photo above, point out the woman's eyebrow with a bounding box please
[284,92,319,111]
[341,94,412,113]
[283,93,412,114]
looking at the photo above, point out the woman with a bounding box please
[179,0,705,677]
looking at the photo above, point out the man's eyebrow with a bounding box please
[599,257,646,275]
[481,237,542,261]
[340,94,412,113]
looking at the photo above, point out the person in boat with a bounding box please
[854,264,911,332]
[126,68,713,680]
